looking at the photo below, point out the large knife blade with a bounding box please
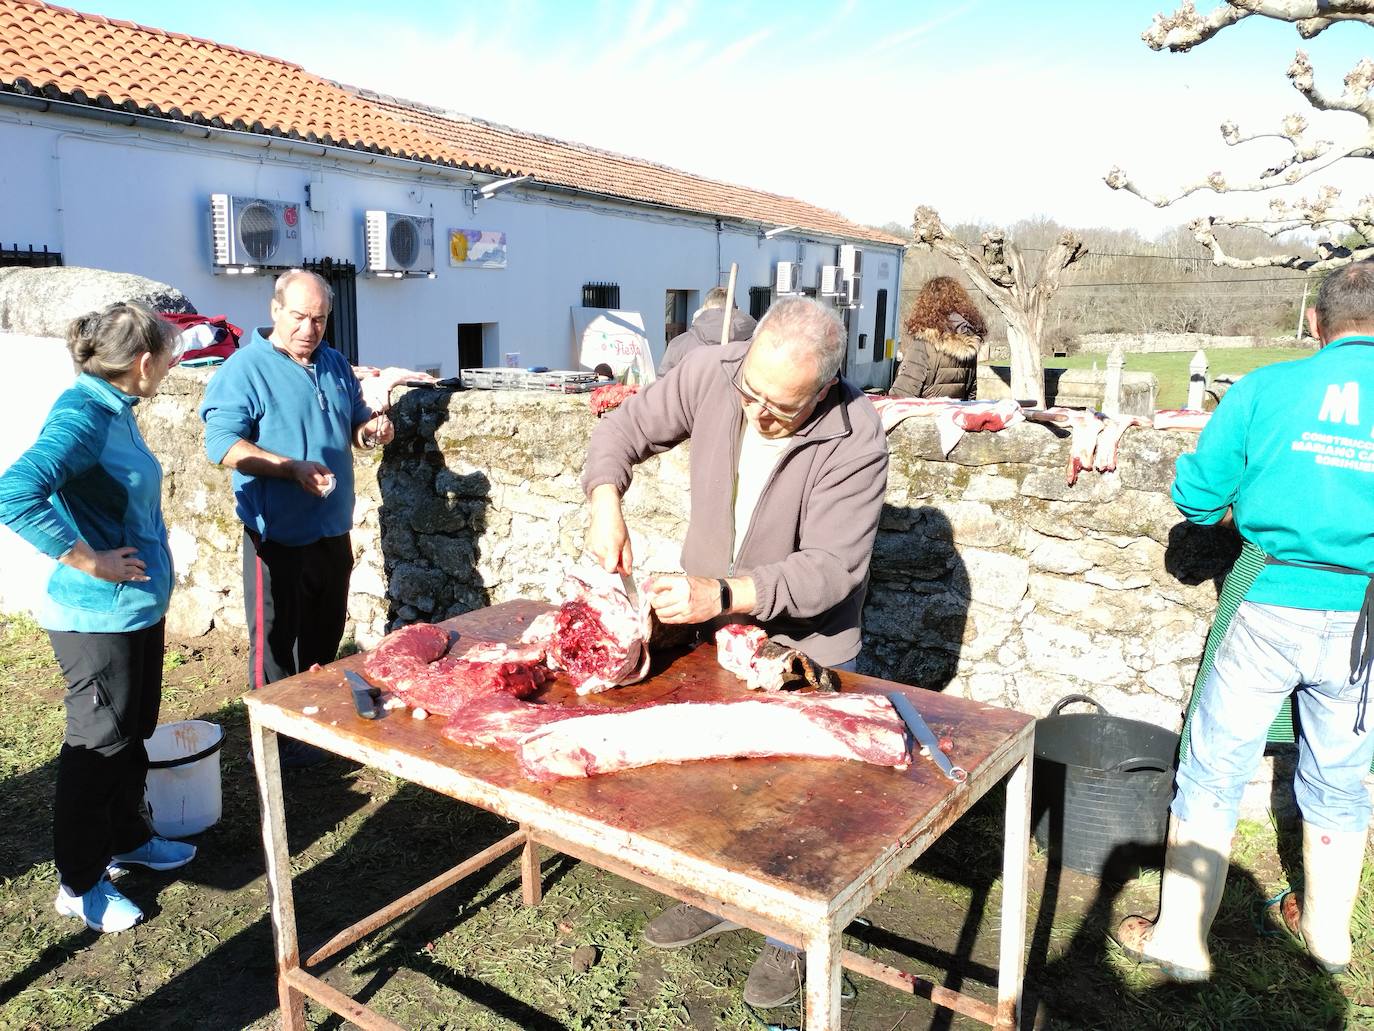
[344,670,382,720]
[619,570,641,609]
[887,691,967,783]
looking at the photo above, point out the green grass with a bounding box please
[0,617,1369,1030]
[1045,348,1314,409]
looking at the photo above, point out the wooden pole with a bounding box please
[721,263,738,346]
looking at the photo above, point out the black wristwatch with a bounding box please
[717,577,732,615]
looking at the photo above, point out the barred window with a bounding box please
[0,242,62,268]
[749,286,771,321]
[582,282,621,309]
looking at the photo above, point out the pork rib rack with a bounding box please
[515,692,909,781]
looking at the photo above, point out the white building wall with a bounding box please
[0,107,902,386]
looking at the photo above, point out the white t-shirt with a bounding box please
[733,418,792,561]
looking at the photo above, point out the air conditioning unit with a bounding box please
[775,261,803,294]
[210,194,302,271]
[839,244,863,279]
[842,274,862,308]
[818,265,843,297]
[364,210,435,276]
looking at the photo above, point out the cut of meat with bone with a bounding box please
[714,624,837,692]
[517,693,909,781]
[715,624,768,679]
[362,622,551,717]
[525,576,651,694]
[1093,415,1151,472]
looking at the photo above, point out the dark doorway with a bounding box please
[873,288,889,361]
[457,323,485,369]
[302,257,359,363]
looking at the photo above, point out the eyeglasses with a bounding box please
[731,366,819,424]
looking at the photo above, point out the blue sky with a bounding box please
[75,1,1373,235]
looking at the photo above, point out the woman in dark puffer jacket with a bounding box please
[889,276,986,400]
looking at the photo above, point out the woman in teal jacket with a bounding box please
[0,303,194,933]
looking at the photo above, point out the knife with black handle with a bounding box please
[344,670,383,720]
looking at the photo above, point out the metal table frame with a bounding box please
[246,667,1033,1030]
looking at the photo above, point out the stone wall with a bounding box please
[1076,332,1308,354]
[138,369,1234,739]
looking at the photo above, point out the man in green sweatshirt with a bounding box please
[1116,260,1374,981]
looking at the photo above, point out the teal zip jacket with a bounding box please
[1173,335,1374,611]
[0,373,173,632]
[199,330,371,547]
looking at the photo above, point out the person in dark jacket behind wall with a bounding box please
[658,285,757,377]
[888,275,986,400]
[0,303,193,934]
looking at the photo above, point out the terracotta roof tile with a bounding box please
[0,0,902,245]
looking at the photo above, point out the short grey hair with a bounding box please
[66,302,175,379]
[273,269,333,310]
[702,286,731,309]
[1315,259,1374,338]
[752,296,845,385]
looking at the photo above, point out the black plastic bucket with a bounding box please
[1031,694,1178,881]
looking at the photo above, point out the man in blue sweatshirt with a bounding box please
[1116,260,1374,981]
[199,270,391,764]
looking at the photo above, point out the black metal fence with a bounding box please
[303,257,359,364]
[582,282,620,309]
[1,243,63,269]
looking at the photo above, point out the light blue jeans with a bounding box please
[1174,601,1374,834]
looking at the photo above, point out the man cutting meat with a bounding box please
[1115,260,1374,981]
[199,270,392,767]
[582,295,889,1009]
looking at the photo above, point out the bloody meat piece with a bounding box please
[526,577,651,695]
[589,383,638,416]
[362,623,552,717]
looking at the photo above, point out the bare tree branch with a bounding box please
[1191,215,1374,268]
[1144,0,1374,52]
[1113,10,1374,271]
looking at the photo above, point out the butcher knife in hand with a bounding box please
[887,691,967,783]
[619,569,641,609]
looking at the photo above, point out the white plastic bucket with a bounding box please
[144,720,225,838]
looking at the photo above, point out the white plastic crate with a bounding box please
[460,368,599,393]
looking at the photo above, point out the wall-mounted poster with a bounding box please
[449,229,507,268]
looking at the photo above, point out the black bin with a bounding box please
[1031,694,1179,881]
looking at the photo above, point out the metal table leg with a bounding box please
[249,720,306,1031]
[805,925,844,1030]
[995,751,1032,1029]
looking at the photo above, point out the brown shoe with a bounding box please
[643,903,741,948]
[743,943,803,1008]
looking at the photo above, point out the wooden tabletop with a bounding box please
[246,600,1034,915]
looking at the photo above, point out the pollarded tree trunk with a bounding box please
[1005,317,1044,406]
[911,207,1084,409]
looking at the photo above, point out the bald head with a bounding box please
[752,297,845,390]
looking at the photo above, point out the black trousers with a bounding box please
[48,620,163,895]
[242,529,353,689]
